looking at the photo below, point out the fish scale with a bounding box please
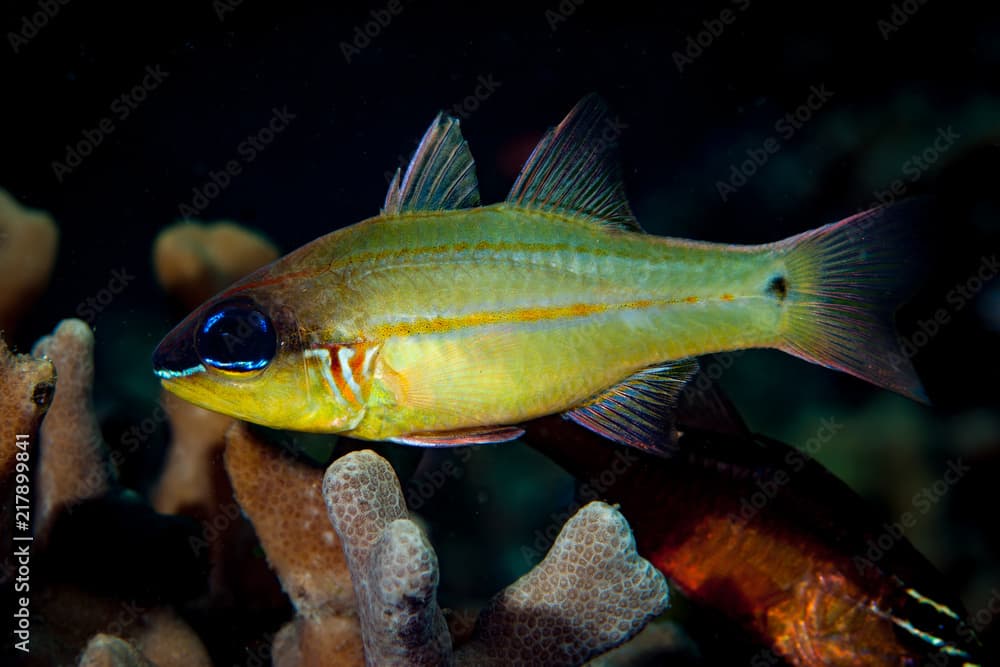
[153,95,927,450]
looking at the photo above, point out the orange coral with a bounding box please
[31,319,114,543]
[321,449,669,666]
[224,422,364,667]
[0,189,58,333]
[0,334,54,581]
[153,220,278,309]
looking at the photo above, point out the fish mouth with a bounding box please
[152,317,204,380]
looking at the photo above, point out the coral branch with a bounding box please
[0,189,58,333]
[0,334,54,581]
[78,634,155,667]
[153,220,278,309]
[321,450,668,667]
[224,422,363,666]
[31,319,114,542]
[455,502,670,666]
[323,450,453,667]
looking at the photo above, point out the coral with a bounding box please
[321,449,669,667]
[324,450,451,666]
[225,430,669,666]
[31,319,114,543]
[153,220,278,309]
[224,422,363,667]
[0,189,58,333]
[0,334,55,581]
[584,622,698,665]
[152,391,233,516]
[25,585,211,667]
[454,502,671,666]
[77,610,213,667]
[79,634,155,667]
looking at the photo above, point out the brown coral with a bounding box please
[0,334,55,581]
[224,422,363,667]
[31,319,114,543]
[455,502,671,666]
[75,608,213,667]
[78,634,155,667]
[320,449,669,667]
[153,220,278,309]
[152,391,233,516]
[0,189,59,333]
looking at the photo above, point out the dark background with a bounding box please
[2,0,999,664]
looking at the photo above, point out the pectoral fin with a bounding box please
[389,425,525,447]
[565,358,699,456]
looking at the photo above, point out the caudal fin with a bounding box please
[771,200,929,403]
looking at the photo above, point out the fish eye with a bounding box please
[195,297,277,372]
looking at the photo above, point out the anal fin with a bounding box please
[389,425,525,447]
[565,358,699,456]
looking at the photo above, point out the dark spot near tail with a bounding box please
[767,274,788,301]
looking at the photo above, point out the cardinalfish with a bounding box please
[153,95,927,450]
[522,396,984,666]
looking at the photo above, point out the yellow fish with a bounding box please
[153,95,926,452]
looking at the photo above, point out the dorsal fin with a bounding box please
[382,112,480,214]
[506,94,642,232]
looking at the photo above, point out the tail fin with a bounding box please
[771,200,929,403]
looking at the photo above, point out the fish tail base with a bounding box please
[770,200,929,402]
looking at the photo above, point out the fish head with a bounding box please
[153,280,355,432]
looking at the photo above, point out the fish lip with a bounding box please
[152,316,203,380]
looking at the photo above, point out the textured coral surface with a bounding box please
[0,189,58,333]
[31,319,113,543]
[153,220,278,309]
[224,422,364,667]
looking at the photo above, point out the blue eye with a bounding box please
[196,298,277,372]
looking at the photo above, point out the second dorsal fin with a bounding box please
[382,113,480,214]
[506,94,642,232]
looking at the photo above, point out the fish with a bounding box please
[521,379,985,666]
[153,95,927,451]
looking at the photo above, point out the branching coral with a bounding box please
[0,334,54,581]
[3,321,212,667]
[224,427,671,667]
[79,634,155,667]
[153,220,278,309]
[454,501,671,665]
[31,319,114,543]
[224,422,363,667]
[323,449,670,666]
[0,189,58,333]
[152,391,233,517]
[323,450,452,666]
